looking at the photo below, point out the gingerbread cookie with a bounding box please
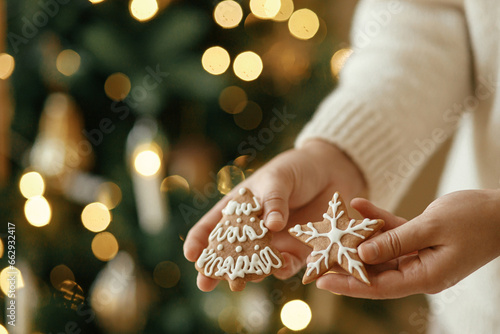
[196,187,283,291]
[289,192,384,285]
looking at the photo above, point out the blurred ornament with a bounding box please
[126,118,169,234]
[54,280,85,311]
[29,92,94,191]
[90,251,150,333]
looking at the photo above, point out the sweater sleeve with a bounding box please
[295,0,472,211]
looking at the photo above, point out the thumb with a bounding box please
[359,216,435,264]
[258,179,292,232]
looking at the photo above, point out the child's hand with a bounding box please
[316,190,500,299]
[183,140,366,291]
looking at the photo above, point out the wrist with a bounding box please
[298,139,366,199]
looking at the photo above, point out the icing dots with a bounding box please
[238,188,247,195]
[235,246,242,253]
[254,245,260,251]
[236,218,242,223]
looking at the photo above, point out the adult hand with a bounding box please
[316,189,500,299]
[183,139,366,291]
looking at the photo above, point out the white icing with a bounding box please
[209,219,268,243]
[254,245,260,251]
[225,220,230,225]
[222,196,261,216]
[235,246,242,253]
[217,244,224,251]
[238,188,247,195]
[236,218,242,223]
[290,192,379,284]
[196,246,282,280]
[250,217,255,222]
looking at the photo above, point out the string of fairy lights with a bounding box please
[0,0,358,332]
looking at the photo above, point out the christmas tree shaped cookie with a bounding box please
[196,187,283,291]
[289,192,384,285]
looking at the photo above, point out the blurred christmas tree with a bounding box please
[0,0,427,333]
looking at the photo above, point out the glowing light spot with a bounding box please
[0,324,7,334]
[19,171,45,199]
[273,0,294,21]
[153,261,181,288]
[56,49,81,76]
[217,165,245,195]
[219,86,248,114]
[0,266,24,296]
[250,0,281,19]
[25,196,51,227]
[104,72,131,101]
[160,175,190,197]
[0,240,3,258]
[281,299,312,331]
[288,8,319,40]
[233,101,263,130]
[0,53,15,80]
[50,264,75,289]
[202,46,231,76]
[330,48,353,78]
[214,0,243,29]
[91,232,119,261]
[89,0,105,3]
[233,51,263,81]
[129,0,159,22]
[97,182,122,210]
[134,149,162,176]
[81,202,111,232]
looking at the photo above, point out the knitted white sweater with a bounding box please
[295,0,500,333]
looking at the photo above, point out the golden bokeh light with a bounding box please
[89,0,105,3]
[273,0,294,21]
[104,72,131,101]
[233,51,263,81]
[91,232,119,261]
[19,171,45,199]
[81,202,111,232]
[24,196,51,227]
[97,182,122,210]
[0,240,3,258]
[233,100,263,130]
[134,149,162,176]
[249,0,281,19]
[0,53,15,80]
[50,264,75,289]
[153,261,181,288]
[160,175,190,196]
[219,86,248,114]
[129,0,159,22]
[288,8,319,40]
[56,49,81,76]
[57,280,85,310]
[281,299,312,331]
[330,48,353,78]
[217,165,245,195]
[0,266,24,296]
[202,46,231,76]
[214,0,243,29]
[0,324,7,334]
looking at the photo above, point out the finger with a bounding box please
[183,196,231,262]
[350,197,407,230]
[197,273,220,292]
[316,254,428,299]
[273,252,306,280]
[358,215,436,265]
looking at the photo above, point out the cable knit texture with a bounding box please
[295,0,500,332]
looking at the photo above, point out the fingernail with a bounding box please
[266,211,283,228]
[360,242,379,263]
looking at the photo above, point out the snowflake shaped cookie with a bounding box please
[289,192,384,285]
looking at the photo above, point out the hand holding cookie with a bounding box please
[315,190,500,299]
